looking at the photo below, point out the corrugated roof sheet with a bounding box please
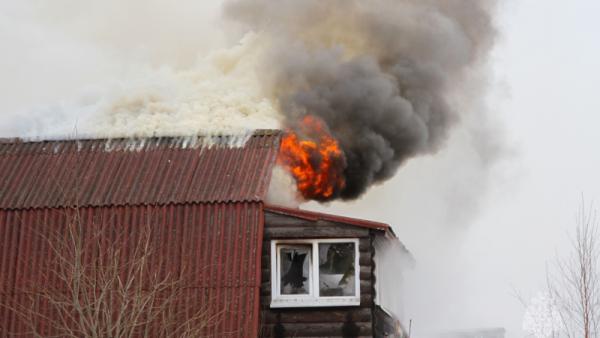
[0,130,281,210]
[0,131,279,336]
[0,202,264,337]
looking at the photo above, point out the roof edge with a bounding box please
[0,129,281,145]
[264,204,397,238]
[0,200,267,212]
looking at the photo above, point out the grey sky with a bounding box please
[1,1,599,337]
[315,0,600,336]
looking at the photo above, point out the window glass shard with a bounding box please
[280,245,311,295]
[318,242,356,297]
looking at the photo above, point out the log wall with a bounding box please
[260,212,377,337]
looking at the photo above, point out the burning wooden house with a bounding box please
[0,130,408,337]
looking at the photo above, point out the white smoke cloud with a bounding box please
[266,165,302,208]
[0,1,280,140]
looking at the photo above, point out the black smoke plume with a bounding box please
[225,0,497,200]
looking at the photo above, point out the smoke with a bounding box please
[225,0,498,199]
[266,165,301,208]
[0,1,280,140]
[2,0,498,202]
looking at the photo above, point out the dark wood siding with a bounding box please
[374,306,404,338]
[260,211,377,337]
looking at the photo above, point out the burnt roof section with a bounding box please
[0,130,281,210]
[264,204,397,238]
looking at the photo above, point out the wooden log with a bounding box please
[360,266,371,280]
[359,253,373,266]
[260,332,372,338]
[360,280,373,294]
[263,307,372,323]
[264,226,369,239]
[265,213,313,227]
[262,243,271,256]
[261,282,271,294]
[359,237,371,251]
[261,294,373,308]
[361,294,374,307]
[260,322,373,337]
[262,255,270,267]
[265,213,360,229]
[262,270,270,282]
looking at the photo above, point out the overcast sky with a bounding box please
[315,0,600,336]
[1,1,599,337]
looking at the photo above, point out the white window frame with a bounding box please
[270,238,360,308]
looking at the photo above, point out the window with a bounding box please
[270,239,360,308]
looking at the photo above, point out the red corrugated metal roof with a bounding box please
[0,131,281,337]
[0,202,264,337]
[264,204,397,237]
[0,130,281,210]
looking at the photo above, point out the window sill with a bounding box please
[270,296,360,308]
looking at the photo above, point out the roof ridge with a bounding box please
[0,129,282,145]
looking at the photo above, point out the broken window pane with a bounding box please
[279,245,311,295]
[319,242,356,297]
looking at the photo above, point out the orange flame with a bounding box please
[278,115,346,201]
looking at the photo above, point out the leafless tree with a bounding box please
[548,201,600,338]
[1,208,218,338]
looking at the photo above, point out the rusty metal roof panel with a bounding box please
[0,202,264,337]
[0,131,281,210]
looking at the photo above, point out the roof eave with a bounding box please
[264,204,399,239]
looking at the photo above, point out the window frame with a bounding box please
[270,238,361,308]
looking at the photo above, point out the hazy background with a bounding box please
[2,0,600,337]
[314,0,600,336]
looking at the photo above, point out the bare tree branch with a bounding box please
[1,208,219,337]
[547,199,600,338]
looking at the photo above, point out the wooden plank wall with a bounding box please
[260,212,376,337]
